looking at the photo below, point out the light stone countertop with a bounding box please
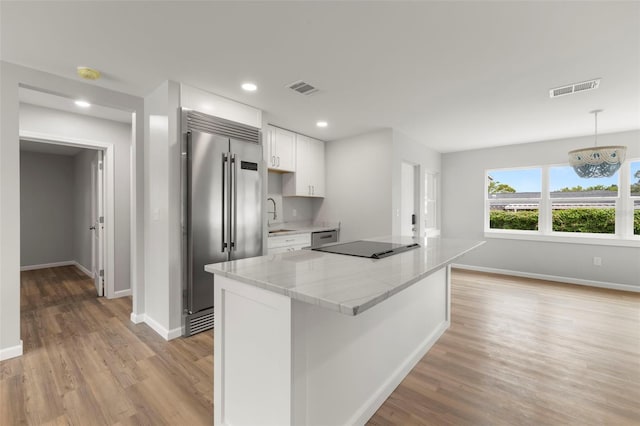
[205,236,484,316]
[266,223,339,237]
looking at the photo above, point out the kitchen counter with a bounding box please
[208,236,484,425]
[266,223,338,237]
[206,236,483,315]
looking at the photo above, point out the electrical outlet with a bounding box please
[292,209,297,217]
[593,257,602,266]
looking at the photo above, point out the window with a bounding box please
[485,161,639,243]
[549,166,617,234]
[487,168,541,231]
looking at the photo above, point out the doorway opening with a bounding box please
[19,139,110,297]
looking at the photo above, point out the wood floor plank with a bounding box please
[2,265,638,425]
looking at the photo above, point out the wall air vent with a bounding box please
[549,78,601,98]
[287,80,319,96]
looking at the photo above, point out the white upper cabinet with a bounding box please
[283,134,325,198]
[266,125,295,172]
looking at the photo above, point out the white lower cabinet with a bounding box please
[267,233,311,255]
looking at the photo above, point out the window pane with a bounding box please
[631,161,640,197]
[487,169,541,198]
[550,166,618,198]
[552,202,615,234]
[635,200,640,235]
[489,201,539,230]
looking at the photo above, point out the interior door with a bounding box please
[401,162,418,238]
[93,150,105,296]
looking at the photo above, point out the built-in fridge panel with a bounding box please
[229,138,263,261]
[187,130,230,314]
[182,109,262,336]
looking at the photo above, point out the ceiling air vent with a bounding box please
[549,78,601,98]
[287,80,319,96]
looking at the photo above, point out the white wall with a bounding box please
[0,61,144,360]
[143,81,182,338]
[442,130,640,288]
[20,103,132,293]
[20,151,75,266]
[315,128,442,242]
[73,149,99,273]
[316,129,393,242]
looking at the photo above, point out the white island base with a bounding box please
[213,266,451,426]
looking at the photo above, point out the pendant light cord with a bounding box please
[590,109,602,148]
[594,110,598,147]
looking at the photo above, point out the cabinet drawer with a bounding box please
[267,233,311,249]
[267,244,308,255]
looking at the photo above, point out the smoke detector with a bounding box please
[77,66,101,80]
[287,80,319,96]
[549,78,600,98]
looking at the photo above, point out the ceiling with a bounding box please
[1,2,638,152]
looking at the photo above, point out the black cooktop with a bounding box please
[312,240,420,259]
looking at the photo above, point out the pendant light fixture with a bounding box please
[568,110,626,178]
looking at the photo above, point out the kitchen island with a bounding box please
[205,236,483,426]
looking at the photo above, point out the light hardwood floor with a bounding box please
[1,266,213,425]
[1,266,639,425]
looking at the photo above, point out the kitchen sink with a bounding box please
[268,229,296,234]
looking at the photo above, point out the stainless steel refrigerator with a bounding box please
[181,109,263,336]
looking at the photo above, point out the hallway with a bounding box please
[2,266,213,425]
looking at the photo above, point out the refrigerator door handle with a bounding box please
[230,153,237,251]
[222,152,229,252]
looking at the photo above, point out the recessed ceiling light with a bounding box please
[316,121,328,128]
[75,100,91,108]
[241,82,257,92]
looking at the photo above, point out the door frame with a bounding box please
[19,130,116,298]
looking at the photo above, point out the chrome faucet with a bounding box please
[267,197,277,221]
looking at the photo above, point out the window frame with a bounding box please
[484,160,640,247]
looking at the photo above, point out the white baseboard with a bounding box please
[130,312,145,324]
[139,314,182,341]
[20,260,95,280]
[350,321,449,426]
[452,264,640,293]
[73,261,93,278]
[20,261,74,271]
[0,340,23,361]
[114,289,132,298]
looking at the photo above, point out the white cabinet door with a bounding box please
[267,126,296,172]
[308,137,325,197]
[282,135,325,197]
